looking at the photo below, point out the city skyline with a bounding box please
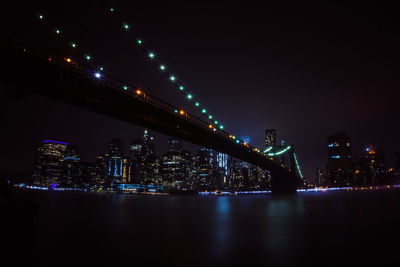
[25,128,399,190]
[2,3,400,266]
[1,2,400,182]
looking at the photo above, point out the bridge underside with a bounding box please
[0,37,300,194]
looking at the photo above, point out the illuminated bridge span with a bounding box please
[0,8,305,193]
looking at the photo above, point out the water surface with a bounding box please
[18,189,400,266]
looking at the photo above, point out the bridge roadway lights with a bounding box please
[0,36,300,194]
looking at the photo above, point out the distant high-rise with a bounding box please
[32,140,69,187]
[129,129,158,183]
[63,144,80,187]
[265,129,276,148]
[316,168,325,186]
[108,138,124,182]
[360,145,386,185]
[168,138,182,152]
[326,133,352,186]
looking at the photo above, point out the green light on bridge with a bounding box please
[123,23,130,30]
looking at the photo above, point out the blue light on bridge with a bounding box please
[148,52,155,59]
[187,94,193,100]
[169,75,176,81]
[160,65,166,70]
[179,86,184,91]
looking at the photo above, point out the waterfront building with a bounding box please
[93,153,109,187]
[32,140,69,187]
[316,168,326,186]
[62,145,81,187]
[359,145,387,185]
[195,148,215,190]
[108,138,124,185]
[326,133,353,186]
[161,150,187,188]
[129,129,156,184]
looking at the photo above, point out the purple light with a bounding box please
[43,140,69,146]
[94,72,101,79]
[52,183,57,189]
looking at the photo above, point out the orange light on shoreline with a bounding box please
[136,89,142,95]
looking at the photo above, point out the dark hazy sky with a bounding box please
[1,1,399,181]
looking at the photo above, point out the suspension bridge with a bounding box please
[0,5,305,194]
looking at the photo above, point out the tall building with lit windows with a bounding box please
[265,129,277,148]
[326,133,353,186]
[32,140,69,187]
[108,138,124,185]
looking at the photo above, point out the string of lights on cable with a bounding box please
[103,6,232,133]
[33,9,305,170]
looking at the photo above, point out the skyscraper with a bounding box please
[108,138,124,184]
[129,129,157,184]
[168,138,182,152]
[326,133,353,186]
[265,129,277,148]
[360,145,386,185]
[32,140,68,187]
[62,144,80,187]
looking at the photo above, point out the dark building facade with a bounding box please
[326,133,353,186]
[265,129,277,148]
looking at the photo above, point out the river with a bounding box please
[11,189,400,266]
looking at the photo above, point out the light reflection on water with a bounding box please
[22,189,400,266]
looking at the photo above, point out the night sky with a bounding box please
[1,1,399,182]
